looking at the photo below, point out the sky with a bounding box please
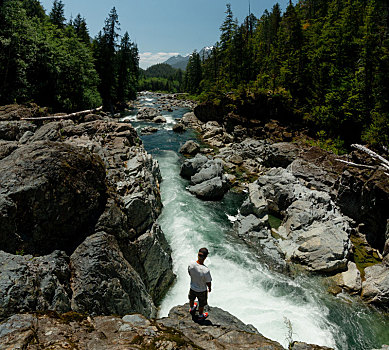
[39,0,291,69]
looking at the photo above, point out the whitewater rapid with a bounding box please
[156,151,338,349]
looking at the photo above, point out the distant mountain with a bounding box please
[164,55,189,70]
[163,46,214,70]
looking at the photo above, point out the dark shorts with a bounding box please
[188,288,208,307]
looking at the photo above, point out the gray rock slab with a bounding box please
[235,167,352,274]
[190,158,223,185]
[362,262,389,307]
[159,304,284,350]
[0,250,71,319]
[188,177,228,201]
[121,224,176,303]
[263,142,300,168]
[179,140,200,155]
[0,121,36,141]
[0,141,107,255]
[70,232,156,318]
[180,153,208,179]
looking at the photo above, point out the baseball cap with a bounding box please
[198,247,209,257]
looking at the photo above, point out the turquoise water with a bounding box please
[124,94,389,350]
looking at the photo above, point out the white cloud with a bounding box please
[139,52,180,69]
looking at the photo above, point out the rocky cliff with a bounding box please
[0,105,175,321]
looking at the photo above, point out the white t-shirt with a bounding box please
[188,261,212,292]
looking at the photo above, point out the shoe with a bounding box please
[197,312,208,320]
[189,302,198,314]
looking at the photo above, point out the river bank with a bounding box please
[175,101,389,309]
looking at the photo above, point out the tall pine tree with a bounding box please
[49,0,65,28]
[117,31,139,103]
[93,7,120,111]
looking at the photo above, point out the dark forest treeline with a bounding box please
[0,0,139,112]
[185,1,389,149]
[138,63,184,93]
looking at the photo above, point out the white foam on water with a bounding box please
[156,150,338,349]
[164,115,176,125]
[161,115,176,131]
[226,213,239,222]
[121,115,137,122]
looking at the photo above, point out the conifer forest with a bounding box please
[0,0,388,149]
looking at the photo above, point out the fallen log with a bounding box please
[335,159,377,170]
[21,106,103,121]
[352,144,389,171]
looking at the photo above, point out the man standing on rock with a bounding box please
[188,247,212,320]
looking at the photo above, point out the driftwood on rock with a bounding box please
[336,144,389,176]
[335,159,377,170]
[21,106,103,121]
[352,144,389,171]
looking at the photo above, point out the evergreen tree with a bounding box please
[0,0,101,111]
[93,7,120,110]
[73,14,90,45]
[220,3,236,50]
[195,0,389,148]
[117,31,139,103]
[49,0,65,28]
[21,0,45,19]
[276,2,304,98]
[184,51,202,94]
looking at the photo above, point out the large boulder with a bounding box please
[70,232,156,318]
[180,153,208,179]
[263,142,300,168]
[172,122,186,133]
[334,168,389,252]
[182,156,230,201]
[235,168,352,273]
[121,224,176,303]
[0,250,71,320]
[30,120,74,142]
[0,142,107,255]
[179,140,200,155]
[190,158,224,185]
[137,107,159,120]
[288,146,345,193]
[361,260,389,309]
[188,177,229,201]
[152,116,166,123]
[0,307,332,350]
[280,195,351,273]
[123,192,156,235]
[140,126,158,134]
[331,261,362,295]
[287,158,337,193]
[0,121,36,141]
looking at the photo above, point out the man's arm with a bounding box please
[206,282,211,292]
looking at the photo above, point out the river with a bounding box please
[122,93,389,350]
